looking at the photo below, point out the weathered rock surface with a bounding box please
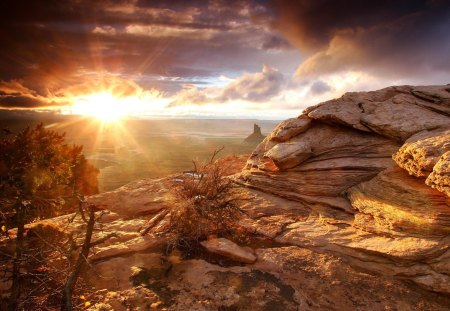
[304,85,450,141]
[269,116,312,143]
[427,151,450,196]
[239,84,450,295]
[347,166,450,236]
[87,178,170,217]
[393,128,450,177]
[200,238,257,263]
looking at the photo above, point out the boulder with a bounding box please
[346,166,450,236]
[393,128,450,177]
[426,151,450,196]
[200,238,257,263]
[305,85,449,141]
[87,178,170,217]
[269,116,312,142]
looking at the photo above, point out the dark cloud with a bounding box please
[309,80,331,95]
[260,35,293,51]
[0,95,52,108]
[272,0,450,77]
[0,0,287,103]
[0,80,67,108]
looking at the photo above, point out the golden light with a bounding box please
[71,92,131,122]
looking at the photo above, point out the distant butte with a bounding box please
[244,123,265,144]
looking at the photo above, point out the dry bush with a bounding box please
[168,148,245,251]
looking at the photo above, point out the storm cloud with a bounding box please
[271,0,450,77]
[0,0,449,115]
[0,0,292,101]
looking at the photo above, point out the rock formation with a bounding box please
[239,84,450,294]
[244,123,265,144]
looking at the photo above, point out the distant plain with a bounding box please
[0,116,278,191]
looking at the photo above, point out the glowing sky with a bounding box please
[0,0,449,119]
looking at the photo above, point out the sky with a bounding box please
[0,0,449,119]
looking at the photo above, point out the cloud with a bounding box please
[169,65,287,107]
[125,24,217,40]
[0,0,297,101]
[0,80,67,108]
[219,65,285,101]
[57,76,146,98]
[273,0,450,78]
[93,25,117,35]
[309,80,332,95]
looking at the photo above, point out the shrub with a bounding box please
[168,149,244,252]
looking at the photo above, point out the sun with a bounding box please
[71,92,130,122]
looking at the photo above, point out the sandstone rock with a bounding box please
[269,116,312,142]
[393,128,450,177]
[87,178,169,217]
[305,85,449,141]
[346,166,450,236]
[87,253,164,291]
[201,238,257,263]
[239,84,450,295]
[426,151,450,196]
[239,123,399,213]
[264,141,312,170]
[410,85,450,115]
[359,100,449,141]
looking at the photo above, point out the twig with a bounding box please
[140,209,170,236]
[89,233,118,247]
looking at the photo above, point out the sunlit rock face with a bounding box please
[239,84,450,293]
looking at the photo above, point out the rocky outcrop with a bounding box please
[393,128,450,177]
[427,151,450,196]
[239,84,450,294]
[244,123,265,144]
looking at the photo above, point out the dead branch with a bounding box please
[140,209,170,236]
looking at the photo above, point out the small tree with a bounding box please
[0,124,99,310]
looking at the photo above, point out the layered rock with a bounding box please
[239,84,450,294]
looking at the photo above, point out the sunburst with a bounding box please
[71,92,131,122]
